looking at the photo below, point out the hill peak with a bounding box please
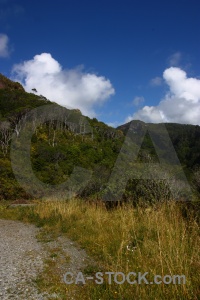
[0,74,24,92]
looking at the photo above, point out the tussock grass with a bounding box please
[0,199,199,299]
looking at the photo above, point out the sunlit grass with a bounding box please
[0,198,199,299]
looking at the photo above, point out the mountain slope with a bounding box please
[117,120,200,168]
[0,75,124,200]
[0,74,200,202]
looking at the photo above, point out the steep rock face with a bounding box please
[0,74,24,92]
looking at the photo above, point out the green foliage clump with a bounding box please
[0,75,200,203]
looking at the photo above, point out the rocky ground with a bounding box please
[0,219,91,299]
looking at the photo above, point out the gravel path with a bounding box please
[0,219,91,299]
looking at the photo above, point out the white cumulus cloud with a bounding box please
[12,53,115,117]
[0,33,10,57]
[126,67,200,125]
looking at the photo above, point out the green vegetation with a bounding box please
[0,74,199,299]
[0,199,199,299]
[0,74,124,200]
[0,74,200,203]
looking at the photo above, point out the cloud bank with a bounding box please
[12,53,115,117]
[126,67,200,125]
[0,33,10,57]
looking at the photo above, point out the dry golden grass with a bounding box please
[0,198,199,299]
[31,199,200,299]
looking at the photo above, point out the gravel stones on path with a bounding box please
[0,219,90,299]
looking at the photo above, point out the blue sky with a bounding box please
[1,0,200,126]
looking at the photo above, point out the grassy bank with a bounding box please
[0,199,199,299]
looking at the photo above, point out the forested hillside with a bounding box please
[0,74,124,200]
[0,74,200,202]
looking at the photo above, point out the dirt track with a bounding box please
[0,219,90,299]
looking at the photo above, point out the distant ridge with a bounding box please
[0,74,24,92]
